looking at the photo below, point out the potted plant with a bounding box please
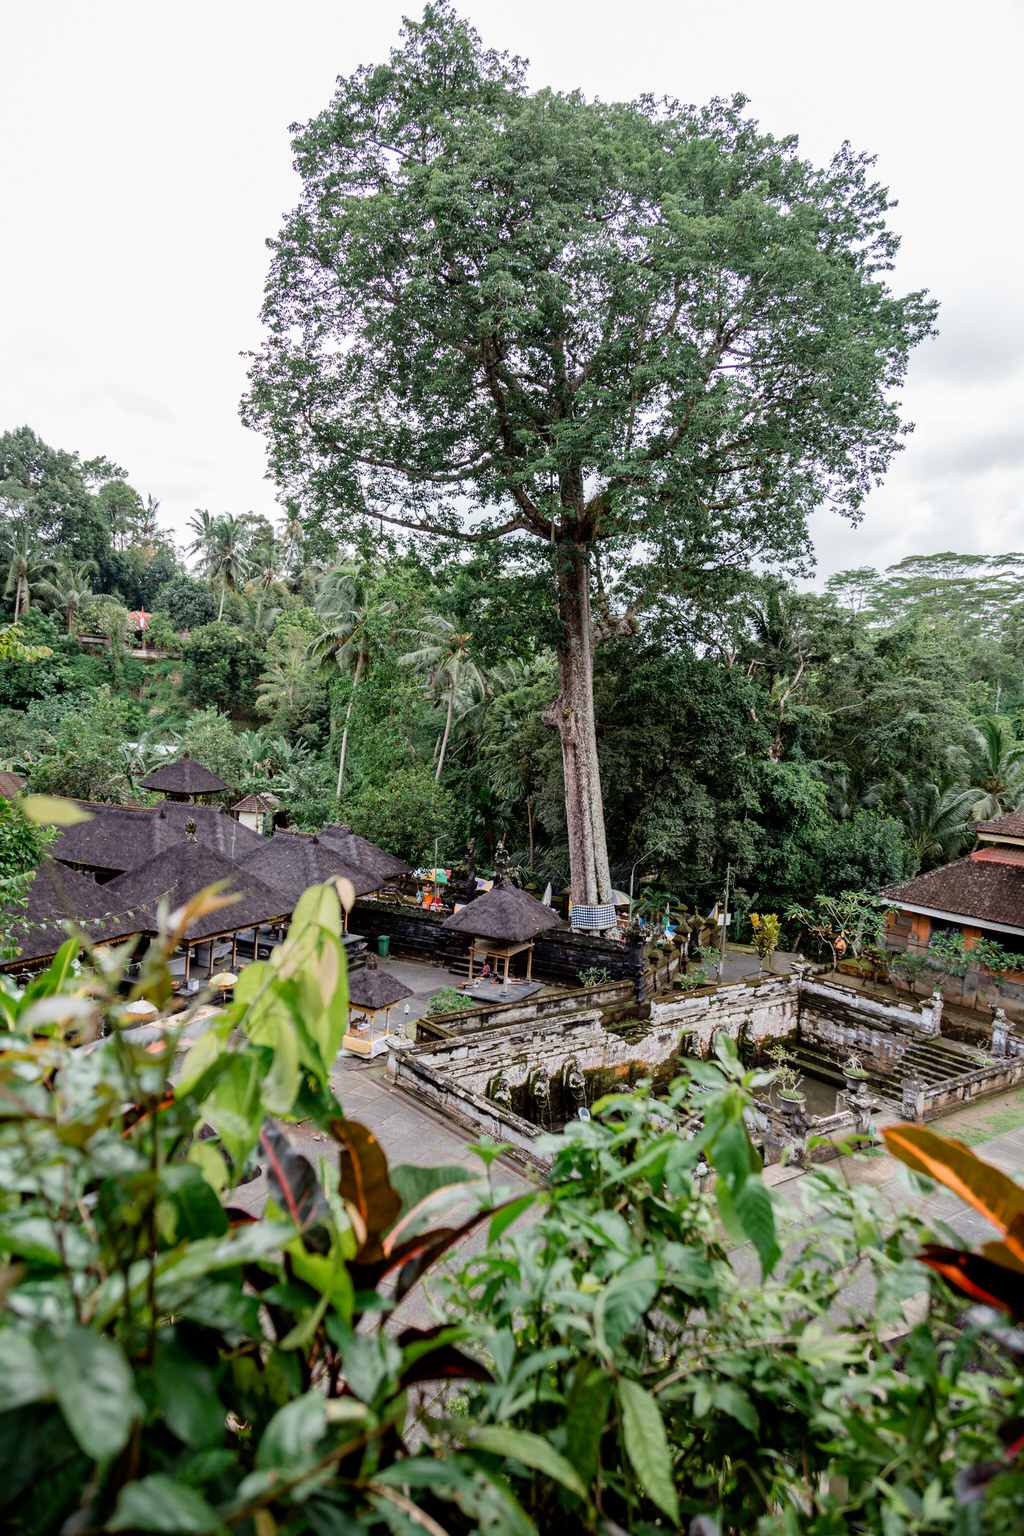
[842,1052,869,1094]
[767,1041,804,1112]
[749,911,782,974]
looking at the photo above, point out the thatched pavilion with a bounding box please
[1,860,149,972]
[240,831,380,912]
[100,834,291,986]
[137,752,230,803]
[344,964,413,1055]
[441,854,561,988]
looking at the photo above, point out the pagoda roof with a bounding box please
[137,753,230,795]
[317,823,411,883]
[441,882,562,944]
[239,832,380,906]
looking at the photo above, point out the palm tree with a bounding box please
[186,508,218,569]
[399,613,487,782]
[308,566,389,797]
[898,776,978,866]
[210,514,251,620]
[256,635,312,723]
[237,589,281,645]
[2,530,48,620]
[36,559,98,634]
[964,718,1024,819]
[820,764,884,822]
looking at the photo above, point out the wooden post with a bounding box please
[231,932,237,970]
[526,943,533,981]
[184,946,191,986]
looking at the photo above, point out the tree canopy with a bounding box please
[243,2,937,914]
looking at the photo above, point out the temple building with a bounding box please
[882,810,1024,965]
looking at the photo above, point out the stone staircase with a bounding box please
[787,1034,990,1112]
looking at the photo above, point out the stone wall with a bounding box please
[795,977,939,1074]
[647,975,798,1056]
[902,1057,1024,1121]
[415,978,636,1042]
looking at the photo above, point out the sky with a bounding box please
[1,0,1022,580]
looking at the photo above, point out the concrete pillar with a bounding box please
[902,1076,925,1122]
[992,1008,1010,1057]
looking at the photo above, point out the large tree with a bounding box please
[242,3,936,914]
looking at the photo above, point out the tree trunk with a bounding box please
[527,794,534,870]
[335,651,363,799]
[542,542,614,913]
[12,580,20,622]
[435,678,455,781]
[218,579,227,621]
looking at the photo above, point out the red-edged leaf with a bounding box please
[395,1326,493,1388]
[918,1243,1024,1321]
[259,1121,329,1238]
[329,1118,401,1257]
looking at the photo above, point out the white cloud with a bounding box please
[1,0,1021,581]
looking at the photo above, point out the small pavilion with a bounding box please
[441,845,561,989]
[343,965,414,1056]
[137,752,230,804]
[232,792,278,835]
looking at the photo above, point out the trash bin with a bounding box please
[378,935,390,958]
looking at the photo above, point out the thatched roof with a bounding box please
[101,840,291,941]
[441,884,563,943]
[137,753,230,795]
[317,823,411,883]
[2,860,149,967]
[239,832,380,906]
[51,802,264,874]
[0,771,26,798]
[52,805,181,874]
[348,967,414,1011]
[157,802,265,860]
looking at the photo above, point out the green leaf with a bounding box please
[38,1326,140,1462]
[489,1193,537,1244]
[733,1177,780,1276]
[710,1381,759,1434]
[256,1391,328,1474]
[158,1163,229,1244]
[154,1338,224,1450]
[0,1330,50,1413]
[20,795,91,826]
[465,1424,589,1502]
[389,1162,476,1220]
[108,1474,225,1532]
[594,1257,660,1351]
[565,1366,613,1487]
[617,1378,679,1524]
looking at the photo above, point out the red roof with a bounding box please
[972,845,1024,867]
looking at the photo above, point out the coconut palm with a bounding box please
[898,776,978,866]
[2,530,48,620]
[399,613,487,782]
[819,764,884,823]
[186,508,218,568]
[237,589,281,646]
[308,565,390,797]
[964,717,1024,819]
[36,559,98,634]
[210,514,251,620]
[256,634,311,721]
